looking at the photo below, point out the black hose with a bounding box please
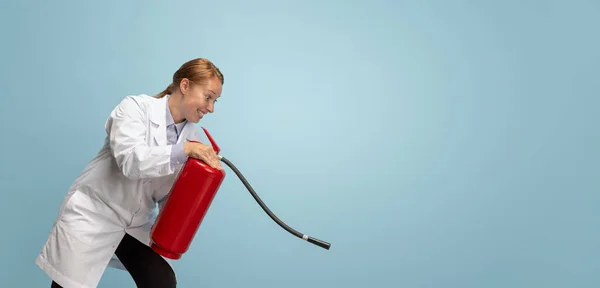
[220,156,331,250]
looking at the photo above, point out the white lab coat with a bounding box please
[35,94,207,288]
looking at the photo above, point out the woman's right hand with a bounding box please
[184,141,223,170]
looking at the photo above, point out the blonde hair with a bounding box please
[155,58,224,98]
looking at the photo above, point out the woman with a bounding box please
[35,58,225,288]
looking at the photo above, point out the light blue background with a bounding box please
[1,0,598,287]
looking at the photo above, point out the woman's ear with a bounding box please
[179,78,190,95]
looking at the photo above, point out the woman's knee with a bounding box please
[138,258,177,288]
[115,233,177,287]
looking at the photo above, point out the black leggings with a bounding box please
[51,233,176,288]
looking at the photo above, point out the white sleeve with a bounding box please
[107,96,174,180]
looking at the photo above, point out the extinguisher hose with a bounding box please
[220,156,331,250]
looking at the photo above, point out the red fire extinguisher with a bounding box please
[150,127,330,260]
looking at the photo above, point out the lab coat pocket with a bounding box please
[58,191,118,245]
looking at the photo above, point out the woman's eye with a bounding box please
[206,95,217,103]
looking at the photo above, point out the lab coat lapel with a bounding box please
[149,96,167,146]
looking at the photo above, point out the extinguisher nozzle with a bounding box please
[307,236,331,250]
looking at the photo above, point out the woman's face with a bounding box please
[179,77,222,123]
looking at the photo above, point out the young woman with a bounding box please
[35,58,225,288]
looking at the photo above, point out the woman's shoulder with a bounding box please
[106,94,165,123]
[119,94,159,106]
[113,94,161,112]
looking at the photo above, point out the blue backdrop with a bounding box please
[1,0,598,287]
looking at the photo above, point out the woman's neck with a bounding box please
[167,92,186,123]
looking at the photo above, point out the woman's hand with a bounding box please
[184,141,223,170]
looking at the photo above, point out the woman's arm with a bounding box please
[170,142,187,171]
[107,96,175,180]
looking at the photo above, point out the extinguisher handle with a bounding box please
[201,127,221,154]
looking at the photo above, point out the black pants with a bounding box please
[51,233,176,288]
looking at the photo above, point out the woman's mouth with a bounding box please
[197,109,205,118]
